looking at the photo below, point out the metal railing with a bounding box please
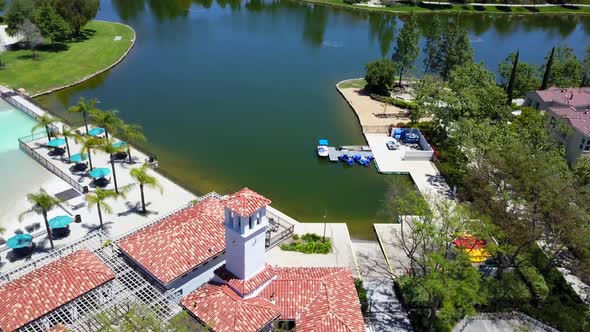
[18,133,84,193]
[265,212,295,249]
[362,125,390,134]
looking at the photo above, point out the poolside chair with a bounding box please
[0,237,5,246]
[25,224,35,233]
[14,229,23,234]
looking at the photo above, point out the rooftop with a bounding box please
[117,197,226,284]
[0,249,115,332]
[549,105,590,136]
[224,188,272,217]
[535,87,590,108]
[214,264,277,296]
[183,267,365,332]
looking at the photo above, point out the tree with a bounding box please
[364,59,396,96]
[505,50,519,105]
[118,123,146,164]
[31,113,58,141]
[4,0,34,36]
[498,52,541,99]
[540,47,554,90]
[79,136,102,170]
[97,140,126,194]
[90,109,123,140]
[423,15,442,75]
[582,45,590,87]
[0,31,6,69]
[85,188,128,228]
[34,1,71,46]
[391,12,420,87]
[17,19,44,58]
[68,97,99,133]
[549,46,583,88]
[19,190,61,249]
[130,164,163,214]
[411,74,446,124]
[60,125,77,160]
[0,0,5,11]
[437,15,473,81]
[52,0,99,35]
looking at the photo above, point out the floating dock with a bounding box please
[327,146,373,162]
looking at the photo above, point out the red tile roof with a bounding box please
[215,264,277,296]
[117,197,226,284]
[181,283,281,332]
[259,267,365,332]
[0,250,114,332]
[549,106,590,136]
[224,188,271,217]
[536,87,590,108]
[183,267,365,332]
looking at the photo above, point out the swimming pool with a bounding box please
[0,99,43,152]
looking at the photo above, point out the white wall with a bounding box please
[168,253,226,296]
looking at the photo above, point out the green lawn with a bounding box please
[297,0,590,15]
[0,20,134,95]
[338,78,367,89]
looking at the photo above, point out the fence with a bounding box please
[362,125,390,134]
[18,133,85,193]
[265,211,295,249]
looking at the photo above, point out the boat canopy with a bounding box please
[318,139,329,146]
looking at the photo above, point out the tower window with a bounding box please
[249,216,253,230]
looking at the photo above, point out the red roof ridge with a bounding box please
[223,188,271,217]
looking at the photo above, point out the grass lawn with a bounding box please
[297,0,590,15]
[0,20,134,95]
[338,78,367,89]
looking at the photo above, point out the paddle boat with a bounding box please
[317,139,329,157]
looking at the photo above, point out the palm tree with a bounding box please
[118,123,146,164]
[68,97,99,134]
[18,190,61,249]
[97,140,125,194]
[85,187,130,228]
[60,126,78,160]
[90,109,123,140]
[130,164,163,214]
[79,136,102,170]
[31,114,58,142]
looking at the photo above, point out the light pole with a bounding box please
[323,209,327,242]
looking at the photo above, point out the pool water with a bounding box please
[0,100,41,153]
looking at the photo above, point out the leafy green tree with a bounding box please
[0,30,6,69]
[52,0,99,35]
[0,0,5,12]
[34,1,71,46]
[19,190,61,249]
[85,188,129,228]
[436,16,473,81]
[583,45,590,87]
[364,58,396,95]
[90,109,123,140]
[79,136,102,170]
[68,97,99,133]
[505,50,519,105]
[130,164,163,214]
[543,46,583,88]
[498,52,541,99]
[118,123,146,164]
[540,47,554,90]
[31,113,58,141]
[391,12,420,87]
[411,74,447,124]
[17,19,44,57]
[4,0,34,36]
[97,140,126,194]
[423,15,442,75]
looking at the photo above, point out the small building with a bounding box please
[524,87,590,164]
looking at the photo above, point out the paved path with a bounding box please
[352,239,412,331]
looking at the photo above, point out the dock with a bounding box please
[327,146,373,162]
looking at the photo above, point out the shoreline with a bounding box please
[294,0,590,16]
[30,21,136,98]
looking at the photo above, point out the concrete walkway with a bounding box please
[352,238,412,331]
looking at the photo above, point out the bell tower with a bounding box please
[224,188,271,280]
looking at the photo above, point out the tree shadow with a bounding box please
[16,53,41,61]
[416,3,452,10]
[495,6,512,12]
[524,6,540,12]
[473,5,485,11]
[71,28,97,43]
[38,42,70,53]
[117,201,159,217]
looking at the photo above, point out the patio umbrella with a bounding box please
[90,167,111,179]
[112,141,127,149]
[70,153,89,163]
[6,234,33,249]
[88,127,105,137]
[48,215,73,229]
[47,138,66,147]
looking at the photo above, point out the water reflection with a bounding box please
[303,5,328,47]
[369,14,396,58]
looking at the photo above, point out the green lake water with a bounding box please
[35,0,590,239]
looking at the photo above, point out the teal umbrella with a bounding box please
[88,127,105,137]
[48,215,73,229]
[90,167,111,179]
[47,138,66,147]
[6,234,33,249]
[112,141,127,148]
[70,153,89,163]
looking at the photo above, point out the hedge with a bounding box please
[370,94,417,110]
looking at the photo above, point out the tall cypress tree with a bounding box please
[392,12,420,87]
[541,47,555,90]
[506,50,519,105]
[423,15,442,74]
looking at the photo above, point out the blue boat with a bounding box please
[317,139,329,157]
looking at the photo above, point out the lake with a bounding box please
[35,0,590,239]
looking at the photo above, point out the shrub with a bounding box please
[343,0,364,4]
[518,262,549,302]
[292,234,299,240]
[280,233,331,254]
[370,94,417,110]
[354,278,369,314]
[365,59,396,96]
